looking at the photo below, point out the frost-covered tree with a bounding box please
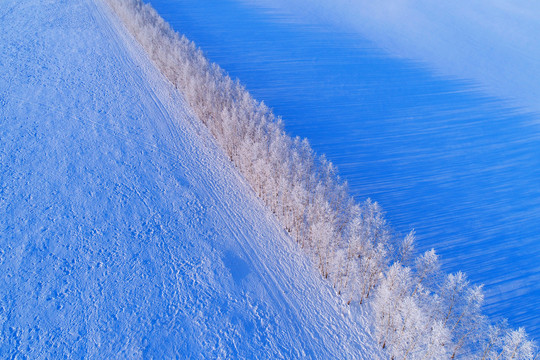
[398,229,416,265]
[372,263,413,351]
[498,328,537,360]
[432,272,485,358]
[412,249,440,296]
[480,322,538,360]
[372,262,453,360]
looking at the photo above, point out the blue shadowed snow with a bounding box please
[149,0,540,339]
[223,250,251,284]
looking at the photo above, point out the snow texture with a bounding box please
[244,0,540,114]
[0,0,382,358]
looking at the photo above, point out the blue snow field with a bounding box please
[149,0,540,339]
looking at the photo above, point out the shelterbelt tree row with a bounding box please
[105,0,537,358]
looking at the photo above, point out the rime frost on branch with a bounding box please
[104,0,537,357]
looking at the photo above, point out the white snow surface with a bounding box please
[245,0,540,114]
[0,0,382,358]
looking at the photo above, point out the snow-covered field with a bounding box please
[0,0,383,357]
[146,0,540,340]
[247,0,540,113]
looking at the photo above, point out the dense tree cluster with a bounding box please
[105,0,538,358]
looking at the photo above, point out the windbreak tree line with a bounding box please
[105,0,538,358]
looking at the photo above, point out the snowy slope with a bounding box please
[0,0,382,358]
